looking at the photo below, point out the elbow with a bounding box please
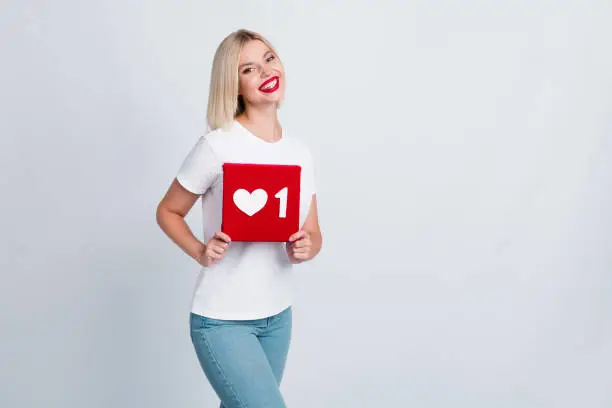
[155,204,163,227]
[156,203,169,227]
[156,203,186,227]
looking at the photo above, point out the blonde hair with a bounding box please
[206,29,283,131]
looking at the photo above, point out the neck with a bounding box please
[237,104,282,143]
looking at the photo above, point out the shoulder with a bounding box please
[187,128,228,161]
[179,128,225,169]
[202,123,246,154]
[199,127,225,147]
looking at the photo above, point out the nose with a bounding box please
[261,67,274,78]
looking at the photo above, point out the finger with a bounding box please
[293,252,308,260]
[292,247,310,255]
[210,245,225,255]
[213,239,229,250]
[289,230,307,242]
[293,239,311,249]
[292,244,310,253]
[215,231,232,244]
[209,251,223,260]
[206,240,225,254]
[292,242,311,250]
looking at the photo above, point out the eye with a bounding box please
[266,55,276,62]
[242,67,254,74]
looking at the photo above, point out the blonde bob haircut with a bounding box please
[206,29,283,131]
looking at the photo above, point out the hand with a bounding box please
[286,230,313,264]
[197,231,231,267]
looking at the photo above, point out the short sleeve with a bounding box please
[176,135,222,195]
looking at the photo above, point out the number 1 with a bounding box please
[275,187,288,218]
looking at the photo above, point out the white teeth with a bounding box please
[262,78,277,90]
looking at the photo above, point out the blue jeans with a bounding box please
[190,306,292,408]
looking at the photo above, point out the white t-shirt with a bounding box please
[176,119,316,320]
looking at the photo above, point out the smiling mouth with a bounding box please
[259,76,280,93]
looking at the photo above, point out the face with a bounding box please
[237,40,285,108]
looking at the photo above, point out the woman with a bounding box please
[156,29,322,408]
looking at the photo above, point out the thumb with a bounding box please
[289,230,306,242]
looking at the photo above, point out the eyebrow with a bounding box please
[238,50,273,70]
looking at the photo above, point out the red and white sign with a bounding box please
[222,163,301,242]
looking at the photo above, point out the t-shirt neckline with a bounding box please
[234,119,285,145]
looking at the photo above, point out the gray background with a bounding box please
[2,1,611,407]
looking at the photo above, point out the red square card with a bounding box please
[221,163,301,242]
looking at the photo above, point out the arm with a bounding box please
[156,179,206,263]
[160,134,230,266]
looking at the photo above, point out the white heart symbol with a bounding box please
[233,189,268,216]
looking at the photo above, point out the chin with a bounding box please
[257,95,284,107]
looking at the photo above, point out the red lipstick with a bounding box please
[258,76,280,93]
